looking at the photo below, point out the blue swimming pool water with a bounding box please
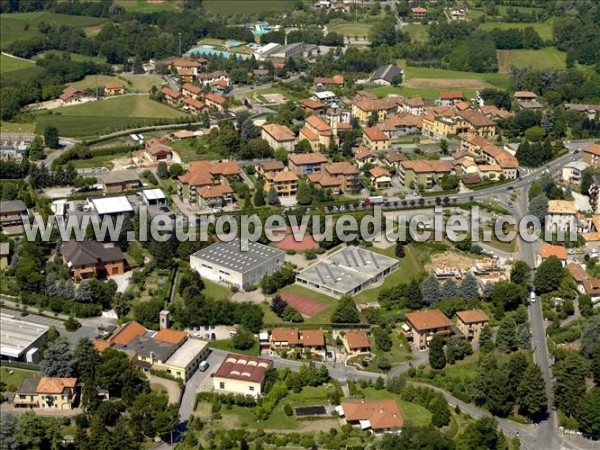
[252,29,268,35]
[185,47,233,58]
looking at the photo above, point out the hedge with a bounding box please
[149,369,183,387]
[0,360,40,371]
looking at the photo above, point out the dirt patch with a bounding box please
[281,292,327,317]
[404,77,491,89]
[274,234,320,251]
[425,251,479,272]
[497,50,511,73]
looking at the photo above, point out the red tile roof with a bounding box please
[262,123,296,142]
[271,328,300,345]
[363,127,389,141]
[288,152,328,166]
[539,243,567,260]
[36,378,77,394]
[153,328,187,345]
[342,399,404,430]
[214,353,272,383]
[456,309,489,324]
[406,309,453,332]
[345,330,370,349]
[109,321,147,346]
[205,92,225,105]
[301,329,325,347]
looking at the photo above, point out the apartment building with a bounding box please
[398,160,453,188]
[288,152,328,176]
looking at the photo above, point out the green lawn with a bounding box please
[480,20,552,40]
[209,338,260,357]
[367,86,478,101]
[116,0,182,12]
[498,47,566,71]
[204,0,297,15]
[0,121,36,133]
[0,367,39,390]
[275,284,339,325]
[348,332,414,373]
[0,12,107,47]
[203,279,231,301]
[399,60,511,89]
[68,74,166,93]
[440,352,480,379]
[361,387,432,427]
[405,24,429,43]
[34,95,186,138]
[0,53,35,73]
[354,244,424,303]
[196,385,340,430]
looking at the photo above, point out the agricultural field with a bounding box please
[115,0,182,13]
[0,12,107,47]
[69,74,166,93]
[33,95,186,138]
[497,47,566,72]
[204,0,298,15]
[398,61,512,90]
[478,20,554,41]
[0,54,35,74]
[0,121,36,133]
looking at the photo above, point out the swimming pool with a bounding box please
[252,29,268,35]
[185,46,240,59]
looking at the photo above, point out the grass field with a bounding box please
[0,12,107,47]
[398,60,511,89]
[0,54,35,73]
[0,367,39,389]
[69,74,166,93]
[405,24,429,43]
[202,279,230,301]
[116,0,182,12]
[497,47,566,72]
[32,50,106,65]
[0,121,36,133]
[354,244,424,303]
[368,85,478,100]
[204,0,297,15]
[479,21,553,41]
[328,19,372,38]
[34,95,185,138]
[209,338,260,357]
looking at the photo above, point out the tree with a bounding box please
[440,279,459,301]
[528,194,548,223]
[428,335,446,369]
[510,260,531,286]
[440,139,449,155]
[130,392,179,438]
[479,325,495,353]
[43,126,59,149]
[486,367,514,417]
[491,280,528,317]
[577,388,600,434]
[430,396,451,428]
[296,180,312,206]
[495,317,518,353]
[331,295,360,323]
[232,327,256,350]
[554,351,589,417]
[395,241,405,258]
[270,295,288,317]
[254,182,265,207]
[0,414,19,450]
[580,316,600,359]
[40,336,75,377]
[380,424,453,450]
[458,273,479,301]
[479,88,511,110]
[168,163,184,178]
[579,294,593,317]
[456,417,508,450]
[534,256,565,293]
[445,338,473,364]
[156,161,168,179]
[421,274,442,305]
[372,327,392,352]
[517,363,548,419]
[241,118,260,141]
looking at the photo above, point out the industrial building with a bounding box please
[190,239,285,289]
[213,353,273,398]
[296,247,399,298]
[90,196,135,217]
[0,311,49,363]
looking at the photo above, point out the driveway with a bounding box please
[148,374,181,404]
[178,350,227,421]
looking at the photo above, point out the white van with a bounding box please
[530,291,536,303]
[199,361,209,372]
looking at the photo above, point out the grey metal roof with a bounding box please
[297,247,399,295]
[191,239,284,274]
[368,64,403,84]
[102,170,140,185]
[0,200,27,215]
[122,335,177,363]
[17,378,40,395]
[0,312,49,359]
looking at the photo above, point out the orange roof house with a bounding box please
[301,329,325,348]
[405,309,454,349]
[343,330,370,353]
[539,243,567,262]
[108,321,147,346]
[455,310,489,324]
[270,328,301,347]
[340,399,404,432]
[36,377,77,394]
[153,328,188,346]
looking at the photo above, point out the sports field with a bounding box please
[34,95,185,138]
[328,19,372,38]
[0,12,107,47]
[0,54,35,73]
[497,47,566,72]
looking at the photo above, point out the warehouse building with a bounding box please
[296,247,399,298]
[0,312,49,363]
[90,196,135,217]
[190,239,285,289]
